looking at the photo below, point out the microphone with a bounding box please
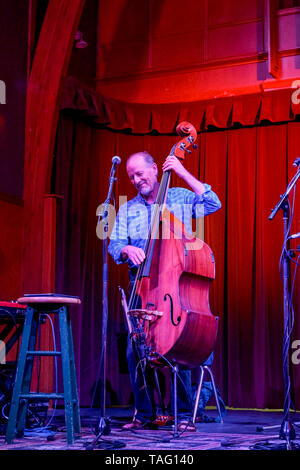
[109,155,121,181]
[289,232,300,239]
[112,155,121,166]
[293,158,300,167]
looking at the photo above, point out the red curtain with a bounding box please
[61,76,300,132]
[53,108,300,410]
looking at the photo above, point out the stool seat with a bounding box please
[17,295,81,305]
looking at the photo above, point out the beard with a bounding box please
[138,182,152,196]
[140,185,151,196]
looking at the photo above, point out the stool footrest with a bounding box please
[26,350,61,356]
[20,393,64,400]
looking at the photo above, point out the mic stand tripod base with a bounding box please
[95,416,111,436]
[280,419,296,443]
[85,417,111,450]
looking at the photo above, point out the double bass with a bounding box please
[121,122,218,369]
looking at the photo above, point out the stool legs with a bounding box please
[58,306,81,444]
[192,366,205,424]
[205,365,223,423]
[192,365,223,424]
[6,307,38,443]
[66,309,80,435]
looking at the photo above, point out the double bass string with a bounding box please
[125,169,172,399]
[128,169,171,313]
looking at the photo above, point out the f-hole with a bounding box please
[164,293,181,326]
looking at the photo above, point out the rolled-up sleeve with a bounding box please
[192,183,221,218]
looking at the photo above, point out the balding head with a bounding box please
[126,151,158,201]
[126,151,155,168]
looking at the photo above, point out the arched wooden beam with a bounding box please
[23,0,85,292]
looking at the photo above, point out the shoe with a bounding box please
[122,418,143,430]
[178,420,196,432]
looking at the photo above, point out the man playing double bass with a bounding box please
[108,150,221,430]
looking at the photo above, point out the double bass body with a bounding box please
[134,208,218,368]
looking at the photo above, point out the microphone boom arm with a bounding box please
[269,165,300,220]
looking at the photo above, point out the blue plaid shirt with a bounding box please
[108,184,221,277]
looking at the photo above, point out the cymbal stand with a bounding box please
[258,160,300,449]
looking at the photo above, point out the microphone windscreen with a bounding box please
[112,156,121,165]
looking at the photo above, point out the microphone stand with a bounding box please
[87,157,120,450]
[260,160,300,449]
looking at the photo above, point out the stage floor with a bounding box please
[1,407,300,451]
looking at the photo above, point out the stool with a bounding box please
[192,364,224,424]
[5,295,81,445]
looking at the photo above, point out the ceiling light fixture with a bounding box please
[75,31,88,49]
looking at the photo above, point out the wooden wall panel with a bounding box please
[98,0,148,45]
[96,0,300,103]
[98,40,149,78]
[149,0,205,35]
[278,8,300,51]
[207,0,264,25]
[151,31,204,69]
[207,22,264,60]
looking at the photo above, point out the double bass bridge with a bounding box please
[128,308,163,322]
